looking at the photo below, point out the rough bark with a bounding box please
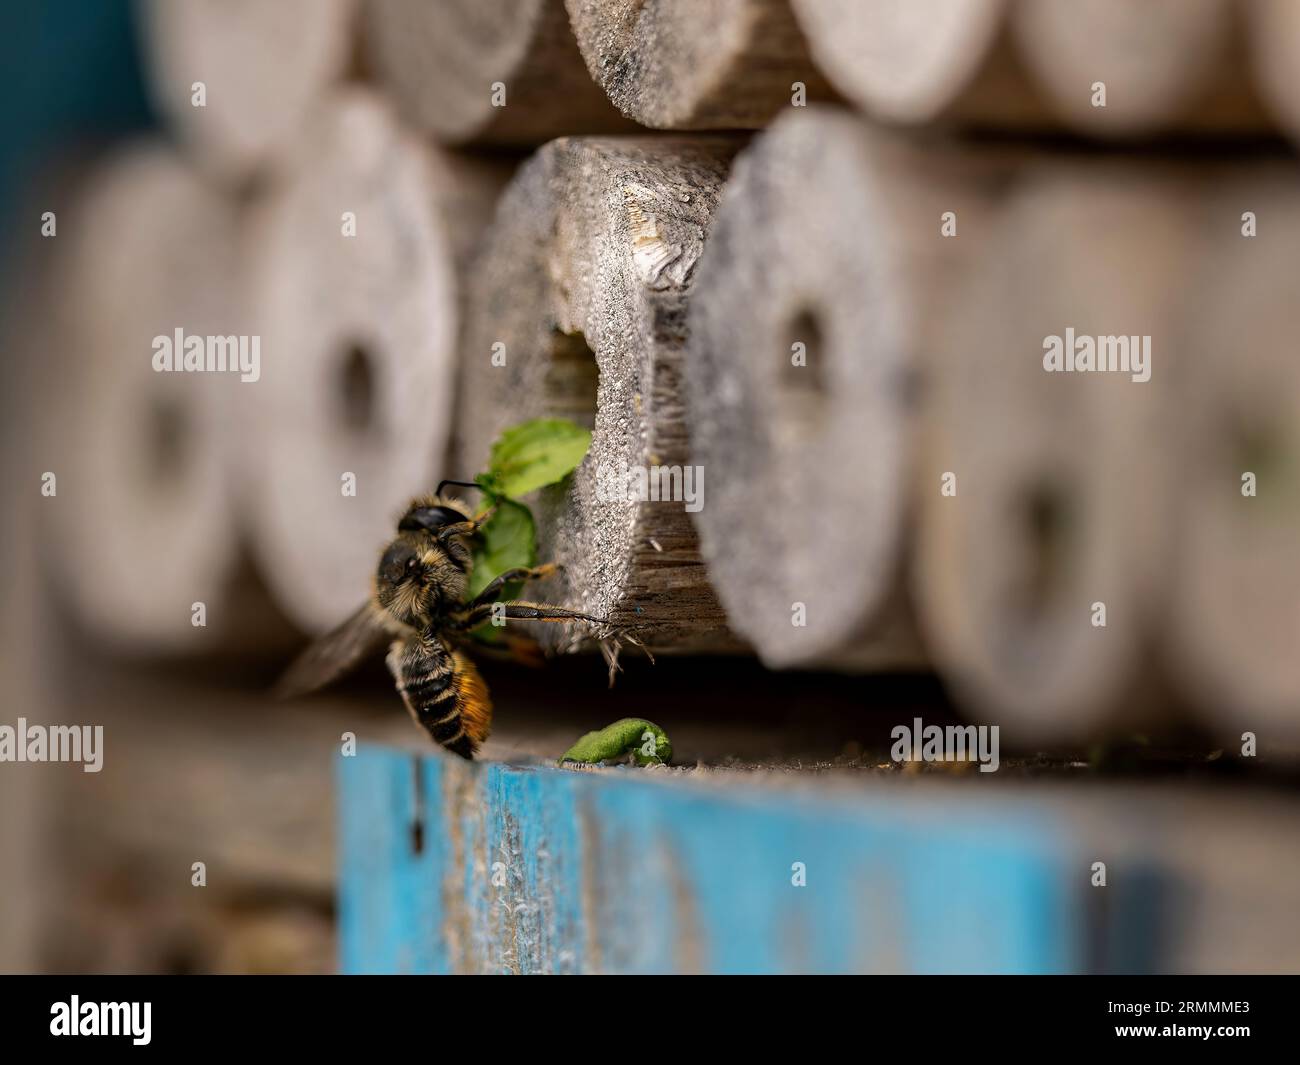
[45,143,251,652]
[566,0,835,129]
[1167,172,1300,739]
[791,0,1267,136]
[139,0,358,180]
[1247,0,1300,145]
[916,166,1201,740]
[457,136,742,651]
[791,0,1044,128]
[244,90,510,633]
[365,0,636,146]
[1012,0,1266,137]
[686,107,1023,670]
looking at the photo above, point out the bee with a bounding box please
[275,480,606,759]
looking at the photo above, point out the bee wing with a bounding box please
[274,602,394,699]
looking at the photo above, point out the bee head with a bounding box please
[376,486,478,625]
[377,539,423,589]
[373,535,434,624]
[398,504,467,534]
[397,484,476,536]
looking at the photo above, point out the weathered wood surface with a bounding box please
[43,143,259,653]
[916,166,1201,740]
[1012,0,1265,137]
[340,744,1300,973]
[791,0,1045,129]
[1167,174,1300,738]
[792,0,1266,136]
[139,0,358,180]
[244,90,509,633]
[365,0,635,146]
[340,745,1077,973]
[29,4,1300,750]
[565,0,835,129]
[1249,0,1300,143]
[686,107,1026,670]
[457,136,742,651]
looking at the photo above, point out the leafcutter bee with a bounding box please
[275,481,605,759]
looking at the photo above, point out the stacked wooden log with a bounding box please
[37,0,1300,749]
[455,136,739,650]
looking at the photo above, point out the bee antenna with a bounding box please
[436,479,484,496]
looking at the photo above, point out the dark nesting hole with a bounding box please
[546,327,599,430]
[776,308,828,438]
[338,342,376,434]
[145,397,188,484]
[1017,482,1072,619]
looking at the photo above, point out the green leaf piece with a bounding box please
[560,718,673,766]
[461,417,591,641]
[466,498,536,601]
[485,418,592,499]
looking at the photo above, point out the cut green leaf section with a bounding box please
[467,416,591,596]
[481,417,593,500]
[465,498,535,601]
[560,718,672,766]
[463,417,592,641]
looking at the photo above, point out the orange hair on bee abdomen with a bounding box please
[452,651,493,750]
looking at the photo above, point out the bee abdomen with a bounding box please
[421,701,463,746]
[443,734,476,760]
[402,673,464,744]
[403,668,453,704]
[387,638,492,760]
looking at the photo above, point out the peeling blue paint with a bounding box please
[340,747,1086,974]
[339,752,447,973]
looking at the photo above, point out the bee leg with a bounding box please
[436,519,478,542]
[464,563,560,610]
[497,601,602,623]
[452,599,604,631]
[436,504,497,545]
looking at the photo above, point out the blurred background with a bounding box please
[2,0,1298,974]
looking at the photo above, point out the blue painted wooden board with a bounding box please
[339,746,1084,974]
